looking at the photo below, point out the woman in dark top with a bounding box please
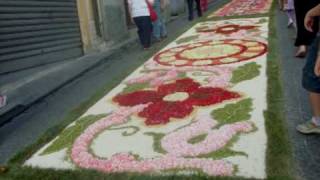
[294,0,319,57]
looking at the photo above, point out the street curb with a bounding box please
[0,37,137,127]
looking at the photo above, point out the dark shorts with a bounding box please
[302,37,320,93]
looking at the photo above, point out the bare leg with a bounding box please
[296,92,320,134]
[309,92,320,117]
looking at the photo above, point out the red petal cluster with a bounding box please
[113,78,241,125]
[197,24,257,34]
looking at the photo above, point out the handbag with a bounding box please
[146,0,158,22]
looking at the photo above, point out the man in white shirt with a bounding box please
[128,0,154,49]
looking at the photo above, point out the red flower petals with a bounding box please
[215,25,257,34]
[158,78,200,95]
[113,91,162,106]
[113,78,241,125]
[139,101,194,125]
[187,88,241,106]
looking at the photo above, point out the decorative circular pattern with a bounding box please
[196,24,257,34]
[154,39,267,66]
[216,24,256,34]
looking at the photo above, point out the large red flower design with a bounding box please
[113,78,241,125]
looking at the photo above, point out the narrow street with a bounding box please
[0,0,319,180]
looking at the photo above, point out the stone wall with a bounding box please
[170,0,186,15]
[100,0,130,44]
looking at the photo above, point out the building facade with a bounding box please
[0,0,187,74]
[78,0,186,53]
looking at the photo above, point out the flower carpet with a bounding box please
[208,0,273,18]
[25,17,270,179]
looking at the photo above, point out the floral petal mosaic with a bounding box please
[26,17,269,179]
[208,0,272,17]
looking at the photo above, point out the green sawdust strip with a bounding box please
[264,1,294,179]
[230,62,261,84]
[197,136,247,160]
[177,72,187,79]
[144,132,167,154]
[211,98,253,124]
[122,83,149,94]
[185,135,247,160]
[187,134,208,144]
[176,35,199,44]
[106,125,140,136]
[257,18,268,24]
[40,114,107,156]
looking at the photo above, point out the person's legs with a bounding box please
[133,17,144,46]
[293,0,319,57]
[153,20,161,40]
[142,16,152,48]
[187,0,194,21]
[286,10,296,29]
[134,16,152,48]
[310,92,320,117]
[285,0,296,28]
[297,37,320,134]
[296,92,320,133]
[160,17,167,38]
[152,0,161,40]
[278,0,284,10]
[195,0,202,17]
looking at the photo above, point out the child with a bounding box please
[152,0,168,41]
[296,4,320,134]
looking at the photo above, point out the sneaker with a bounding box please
[296,121,320,134]
[287,20,293,28]
[0,95,6,109]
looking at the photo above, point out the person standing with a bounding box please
[128,0,154,49]
[152,0,168,41]
[187,0,202,21]
[293,0,319,57]
[296,4,320,134]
